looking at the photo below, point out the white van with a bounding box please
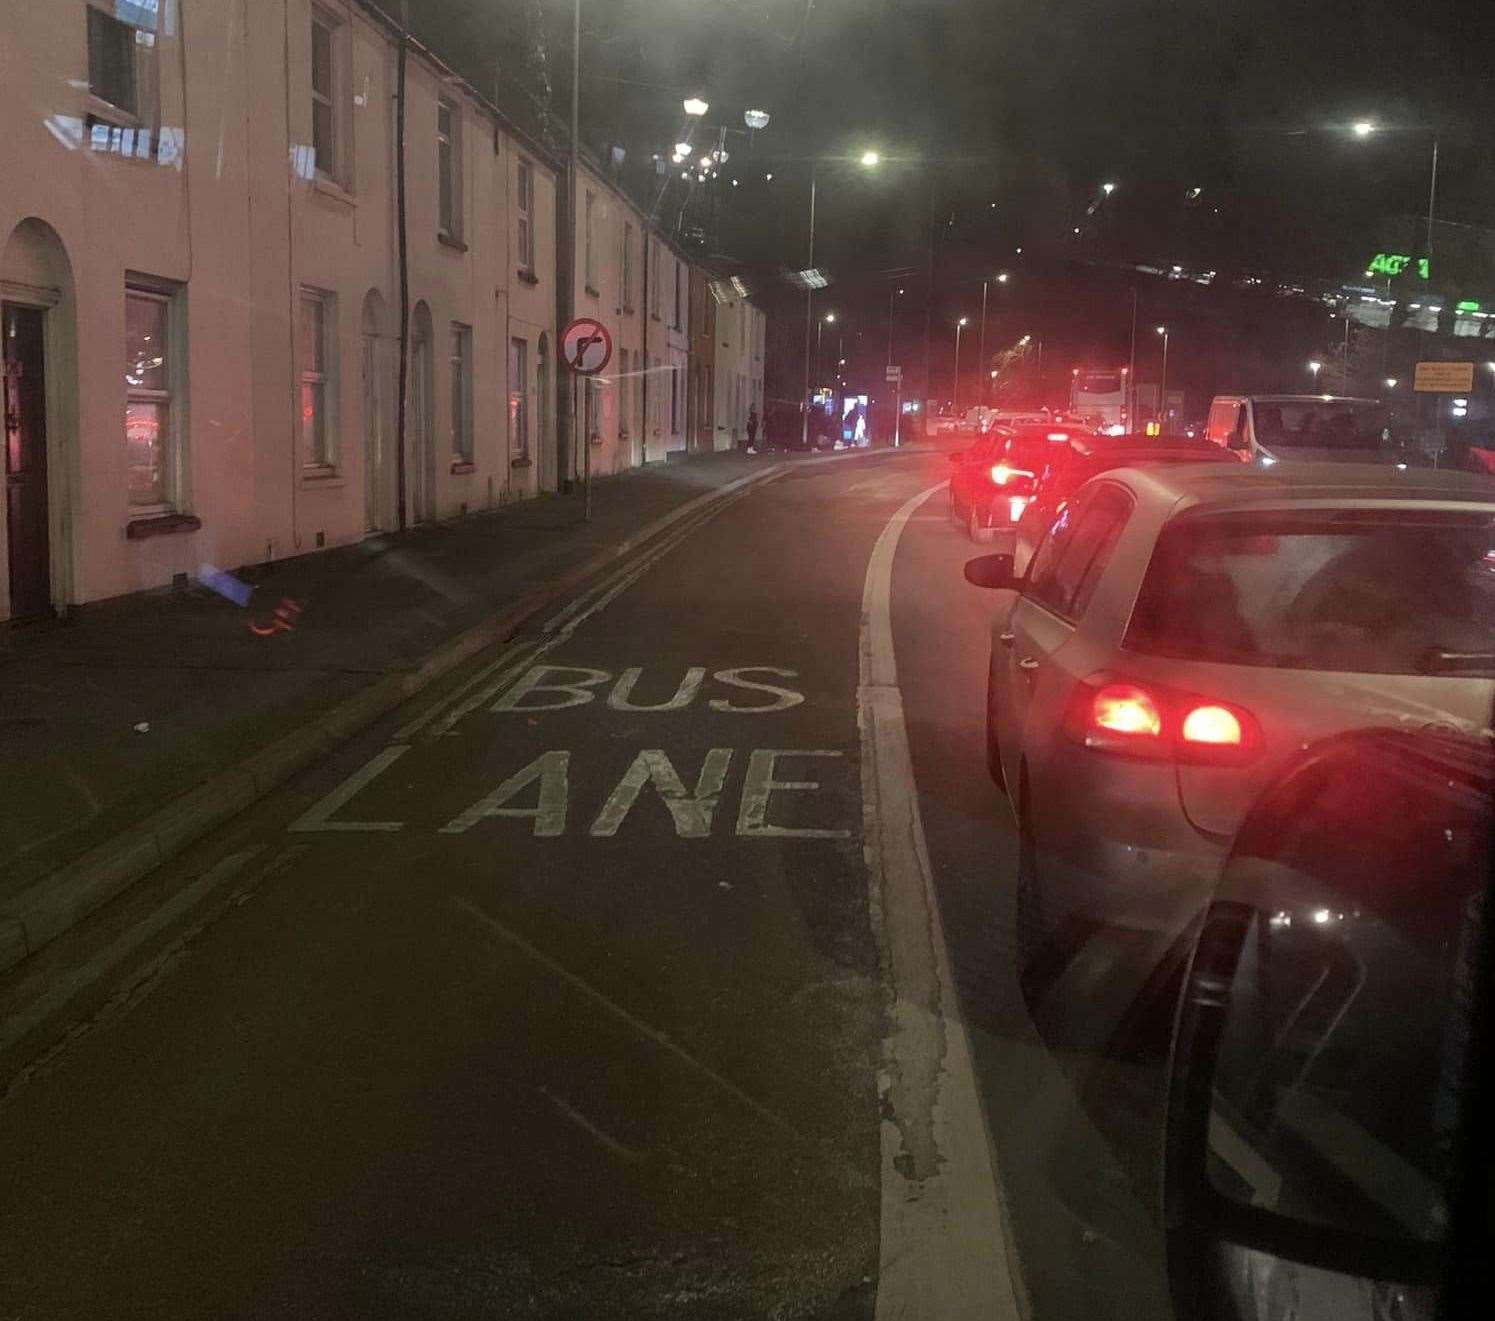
[1204,394,1392,462]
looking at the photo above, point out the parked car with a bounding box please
[947,422,1096,543]
[964,463,1495,1004]
[1011,433,1241,573]
[1203,394,1397,463]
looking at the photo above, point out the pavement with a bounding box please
[0,447,852,969]
[0,445,1176,1320]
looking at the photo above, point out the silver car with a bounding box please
[965,463,1495,992]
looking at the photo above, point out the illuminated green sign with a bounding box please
[1456,300,1480,313]
[1367,252,1429,280]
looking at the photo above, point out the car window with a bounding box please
[1026,485,1133,619]
[1125,510,1495,673]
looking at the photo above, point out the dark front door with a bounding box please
[3,303,52,619]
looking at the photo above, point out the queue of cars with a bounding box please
[956,417,1495,1312]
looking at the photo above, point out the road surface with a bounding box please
[0,449,1169,1320]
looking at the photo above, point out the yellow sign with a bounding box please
[1414,361,1475,393]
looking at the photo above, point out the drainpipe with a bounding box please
[640,231,649,465]
[394,2,410,529]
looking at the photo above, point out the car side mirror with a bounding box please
[963,553,1017,590]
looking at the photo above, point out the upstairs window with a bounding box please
[437,97,462,241]
[516,158,535,272]
[310,13,338,178]
[88,5,139,115]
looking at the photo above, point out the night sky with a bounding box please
[409,0,1495,402]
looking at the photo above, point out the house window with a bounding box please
[450,324,472,462]
[649,241,660,317]
[516,158,534,272]
[535,334,549,454]
[87,1,160,146]
[508,337,529,457]
[437,97,461,240]
[670,364,680,434]
[620,222,634,311]
[300,290,336,468]
[673,260,683,329]
[583,190,598,293]
[310,12,337,179]
[124,285,177,507]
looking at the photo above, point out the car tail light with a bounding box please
[1046,431,1070,442]
[1007,495,1030,523]
[1063,675,1261,762]
[988,463,1033,486]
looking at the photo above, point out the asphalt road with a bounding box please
[0,449,1170,1320]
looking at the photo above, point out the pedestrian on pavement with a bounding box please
[746,404,759,454]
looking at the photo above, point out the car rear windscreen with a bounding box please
[1124,510,1495,674]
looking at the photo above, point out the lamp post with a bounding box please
[1156,325,1170,425]
[800,152,881,449]
[977,273,1009,408]
[953,317,968,414]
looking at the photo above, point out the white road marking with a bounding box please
[454,895,801,1140]
[286,745,411,832]
[438,751,571,836]
[536,1085,645,1165]
[735,750,851,839]
[708,667,806,713]
[606,666,707,712]
[589,748,733,838]
[859,483,1023,1319]
[392,637,544,741]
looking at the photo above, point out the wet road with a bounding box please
[0,449,1169,1319]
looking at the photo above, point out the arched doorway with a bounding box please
[406,302,434,524]
[2,219,76,621]
[360,289,390,532]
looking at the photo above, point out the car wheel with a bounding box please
[967,502,995,545]
[1015,772,1047,980]
[947,483,960,523]
[985,666,1006,792]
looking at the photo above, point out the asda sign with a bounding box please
[1367,252,1429,280]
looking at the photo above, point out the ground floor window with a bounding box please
[124,283,179,507]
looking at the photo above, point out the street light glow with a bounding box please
[1385,377,1398,388]
[743,108,771,130]
[1308,360,1323,374]
[996,272,1009,283]
[824,312,836,323]
[1352,120,1376,137]
[1155,325,1167,335]
[958,316,968,326]
[683,97,709,117]
[1102,181,1116,194]
[674,141,692,157]
[860,150,880,167]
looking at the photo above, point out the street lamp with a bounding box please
[954,317,969,413]
[674,141,692,157]
[683,96,709,117]
[977,273,1011,407]
[800,151,883,449]
[1385,377,1399,390]
[1102,181,1117,195]
[1352,120,1376,138]
[1308,359,1323,379]
[1156,326,1170,424]
[744,108,771,130]
[1350,120,1440,293]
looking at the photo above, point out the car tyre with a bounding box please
[968,503,995,545]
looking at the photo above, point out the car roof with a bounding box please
[1214,394,1383,406]
[1096,461,1495,513]
[1071,434,1220,456]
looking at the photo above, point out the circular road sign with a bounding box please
[560,317,613,376]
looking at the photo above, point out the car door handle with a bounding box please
[998,632,1016,647]
[1017,656,1040,671]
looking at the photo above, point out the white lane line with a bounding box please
[859,482,1023,1320]
[392,638,544,741]
[536,1085,646,1165]
[453,895,801,1142]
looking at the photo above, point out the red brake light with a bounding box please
[1064,676,1261,762]
[1181,704,1242,745]
[989,463,1033,486]
[1092,684,1162,736]
[1046,431,1070,441]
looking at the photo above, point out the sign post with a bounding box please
[886,365,902,446]
[560,317,613,521]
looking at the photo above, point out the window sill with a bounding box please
[438,232,468,253]
[584,284,600,298]
[517,268,540,286]
[126,512,201,541]
[510,454,533,469]
[300,467,344,489]
[623,305,636,315]
[87,97,141,131]
[450,459,475,474]
[650,313,661,322]
[313,174,356,207]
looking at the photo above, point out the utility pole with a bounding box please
[799,161,817,450]
[1127,288,1137,434]
[978,279,989,407]
[567,0,581,497]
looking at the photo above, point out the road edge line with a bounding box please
[859,482,1024,1320]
